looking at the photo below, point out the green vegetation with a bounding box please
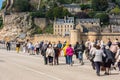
[110,6,120,14]
[30,11,45,18]
[57,0,73,4]
[0,17,3,29]
[13,0,30,12]
[94,13,109,25]
[1,0,7,9]
[46,6,71,19]
[43,24,53,34]
[88,11,96,18]
[91,0,108,11]
[80,4,91,10]
[1,0,120,33]
[32,24,43,34]
[115,0,120,7]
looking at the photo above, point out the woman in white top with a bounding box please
[93,45,106,76]
[46,45,55,65]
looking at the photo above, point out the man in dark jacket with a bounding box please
[104,46,114,75]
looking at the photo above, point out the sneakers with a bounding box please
[104,72,109,75]
[97,73,100,76]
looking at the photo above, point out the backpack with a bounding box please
[41,44,48,56]
[77,44,85,52]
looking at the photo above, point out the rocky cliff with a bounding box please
[0,0,39,41]
[0,12,33,41]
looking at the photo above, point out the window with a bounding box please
[68,25,69,27]
[65,29,66,31]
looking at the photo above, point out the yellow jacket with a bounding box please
[63,42,69,56]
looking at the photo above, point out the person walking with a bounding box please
[46,45,55,65]
[78,41,85,65]
[89,44,96,70]
[66,44,74,66]
[74,42,80,59]
[16,41,21,53]
[35,42,40,55]
[93,45,106,76]
[104,46,114,75]
[115,43,120,71]
[54,45,60,65]
[63,42,69,64]
[41,42,48,65]
[6,41,11,51]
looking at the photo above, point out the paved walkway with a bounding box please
[0,49,119,80]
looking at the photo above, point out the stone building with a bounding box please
[76,19,100,33]
[62,3,81,14]
[109,15,120,32]
[53,17,74,36]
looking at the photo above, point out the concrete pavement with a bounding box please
[0,49,119,80]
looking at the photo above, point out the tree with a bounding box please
[1,0,7,9]
[80,4,91,10]
[57,0,72,4]
[110,6,120,14]
[88,11,96,18]
[44,24,53,34]
[116,0,120,7]
[75,12,89,18]
[13,0,30,12]
[94,13,109,25]
[46,6,71,19]
[92,0,108,11]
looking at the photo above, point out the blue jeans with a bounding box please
[78,51,83,60]
[67,55,73,64]
[94,62,101,74]
[65,55,68,64]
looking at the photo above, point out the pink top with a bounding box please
[66,47,74,56]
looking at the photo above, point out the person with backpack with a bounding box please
[89,44,96,70]
[41,42,48,65]
[78,41,85,65]
[74,42,80,59]
[93,45,106,76]
[104,46,114,75]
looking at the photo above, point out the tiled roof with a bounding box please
[63,3,81,8]
[76,19,100,23]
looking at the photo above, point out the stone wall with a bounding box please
[34,34,70,43]
[81,32,120,43]
[33,32,120,45]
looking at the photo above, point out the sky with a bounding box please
[0,0,4,9]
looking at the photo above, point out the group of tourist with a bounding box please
[4,38,120,76]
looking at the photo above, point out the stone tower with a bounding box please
[70,29,80,46]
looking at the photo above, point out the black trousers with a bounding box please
[48,56,53,63]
